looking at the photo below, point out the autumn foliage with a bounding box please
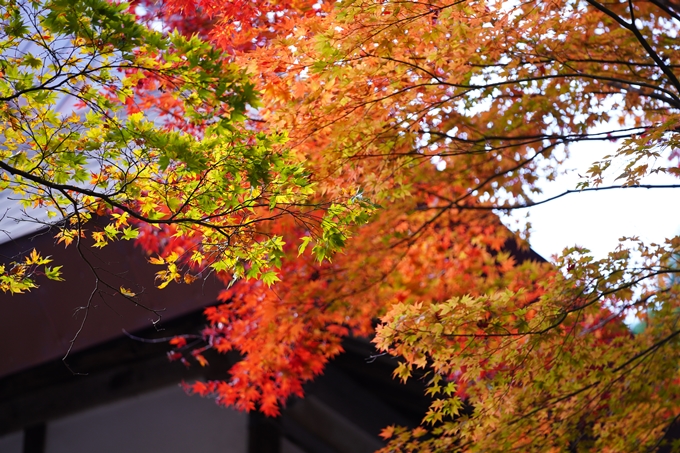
[4,0,680,450]
[130,0,680,450]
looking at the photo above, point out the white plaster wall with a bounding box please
[45,385,247,453]
[0,431,22,453]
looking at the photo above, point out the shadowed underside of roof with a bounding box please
[0,217,224,379]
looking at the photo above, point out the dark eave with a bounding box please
[0,222,223,379]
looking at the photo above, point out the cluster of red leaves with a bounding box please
[134,222,197,258]
[143,218,360,416]
[193,267,349,416]
[129,0,326,53]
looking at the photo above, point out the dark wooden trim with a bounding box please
[249,412,281,453]
[22,423,45,453]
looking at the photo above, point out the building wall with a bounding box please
[4,385,247,453]
[0,430,22,453]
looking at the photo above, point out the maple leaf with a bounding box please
[193,353,209,367]
[379,426,396,440]
[169,336,188,348]
[119,287,137,298]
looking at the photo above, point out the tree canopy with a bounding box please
[4,0,680,450]
[0,0,368,295]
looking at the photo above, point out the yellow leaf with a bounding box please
[120,286,136,297]
[148,256,165,265]
[165,252,179,264]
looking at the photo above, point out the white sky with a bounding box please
[504,140,680,262]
